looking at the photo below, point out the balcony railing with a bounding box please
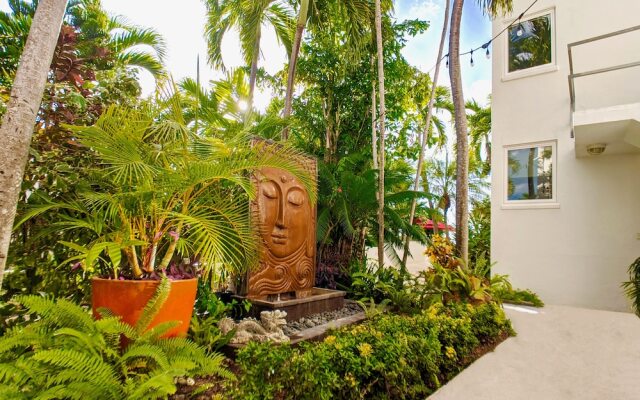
[568,25,640,138]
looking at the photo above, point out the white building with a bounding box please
[491,0,640,311]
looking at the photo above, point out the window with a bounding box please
[504,141,557,207]
[507,11,554,74]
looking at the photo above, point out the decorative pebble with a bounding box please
[283,302,362,336]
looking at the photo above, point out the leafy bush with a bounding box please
[622,256,640,317]
[468,198,491,266]
[493,287,544,307]
[0,278,232,399]
[425,235,459,270]
[189,281,251,353]
[234,302,514,399]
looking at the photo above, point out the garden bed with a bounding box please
[173,302,515,399]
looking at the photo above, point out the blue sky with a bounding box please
[1,0,494,107]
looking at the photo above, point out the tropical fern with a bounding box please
[0,277,232,399]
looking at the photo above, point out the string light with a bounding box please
[482,41,491,59]
[429,0,540,72]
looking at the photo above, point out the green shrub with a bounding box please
[622,256,640,317]
[234,302,513,400]
[494,287,544,307]
[0,277,232,399]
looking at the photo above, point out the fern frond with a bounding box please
[32,349,121,395]
[134,277,171,335]
[137,321,181,343]
[0,384,27,400]
[124,370,182,400]
[121,344,170,371]
[15,296,94,332]
[0,362,31,386]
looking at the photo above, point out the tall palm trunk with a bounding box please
[449,0,470,264]
[0,0,68,289]
[374,0,386,268]
[282,0,309,140]
[370,56,378,170]
[401,0,451,268]
[248,27,261,112]
[527,147,536,198]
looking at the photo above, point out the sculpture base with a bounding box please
[234,287,346,322]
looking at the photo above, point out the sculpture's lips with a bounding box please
[271,234,287,244]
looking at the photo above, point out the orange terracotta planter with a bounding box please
[91,277,198,338]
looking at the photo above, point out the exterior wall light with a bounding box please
[586,143,607,156]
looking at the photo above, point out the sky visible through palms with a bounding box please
[0,0,493,109]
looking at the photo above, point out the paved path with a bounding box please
[431,304,640,400]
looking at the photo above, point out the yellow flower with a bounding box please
[445,346,457,359]
[345,373,357,387]
[324,335,336,345]
[358,343,373,357]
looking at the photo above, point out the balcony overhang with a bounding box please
[573,103,640,157]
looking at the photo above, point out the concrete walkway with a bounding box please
[431,304,640,400]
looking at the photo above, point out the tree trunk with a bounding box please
[248,27,261,112]
[449,0,470,265]
[401,0,451,268]
[374,0,386,268]
[527,147,536,198]
[0,0,69,290]
[370,56,378,171]
[282,0,309,140]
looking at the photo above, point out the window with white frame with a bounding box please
[504,141,556,204]
[507,10,554,74]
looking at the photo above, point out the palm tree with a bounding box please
[282,0,310,139]
[401,0,451,268]
[374,0,386,269]
[204,0,293,112]
[17,92,315,282]
[282,0,377,140]
[466,98,492,177]
[0,0,68,289]
[449,0,511,264]
[0,0,167,85]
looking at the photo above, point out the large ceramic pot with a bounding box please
[91,277,198,337]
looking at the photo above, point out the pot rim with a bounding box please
[91,277,198,283]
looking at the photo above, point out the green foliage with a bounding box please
[468,198,491,265]
[622,256,640,317]
[16,94,314,282]
[234,302,514,399]
[189,281,250,353]
[493,287,544,308]
[0,277,232,399]
[3,0,164,302]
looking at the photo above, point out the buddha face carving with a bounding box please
[257,167,310,258]
[247,158,317,298]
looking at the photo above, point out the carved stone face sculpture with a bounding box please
[247,160,317,298]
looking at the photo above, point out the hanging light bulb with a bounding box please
[516,23,524,37]
[446,55,449,68]
[470,50,474,67]
[482,41,491,59]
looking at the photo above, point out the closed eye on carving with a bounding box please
[262,181,278,199]
[287,188,305,206]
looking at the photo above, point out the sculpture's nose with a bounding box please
[275,195,286,229]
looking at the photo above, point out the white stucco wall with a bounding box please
[491,0,640,311]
